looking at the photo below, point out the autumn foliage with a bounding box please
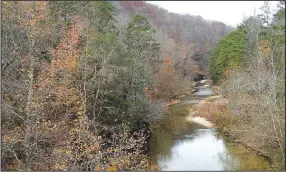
[153,56,181,99]
[2,1,158,171]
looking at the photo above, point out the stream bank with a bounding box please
[148,80,272,170]
[188,81,275,168]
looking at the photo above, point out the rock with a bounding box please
[199,80,207,84]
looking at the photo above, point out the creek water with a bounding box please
[148,86,271,171]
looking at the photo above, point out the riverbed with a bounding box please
[148,86,271,170]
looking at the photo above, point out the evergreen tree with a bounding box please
[122,14,160,127]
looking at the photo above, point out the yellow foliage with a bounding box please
[54,163,67,171]
[66,150,72,155]
[107,164,118,171]
[119,160,129,168]
[259,39,271,57]
[150,164,160,170]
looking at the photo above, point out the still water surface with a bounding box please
[149,86,270,171]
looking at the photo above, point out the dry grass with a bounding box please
[192,95,235,129]
[218,66,285,170]
[195,102,220,119]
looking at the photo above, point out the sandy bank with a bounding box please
[186,115,214,128]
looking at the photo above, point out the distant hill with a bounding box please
[111,1,234,80]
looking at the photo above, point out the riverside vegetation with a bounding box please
[206,1,285,170]
[1,1,285,171]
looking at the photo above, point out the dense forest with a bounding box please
[1,1,285,171]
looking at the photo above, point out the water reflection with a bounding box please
[149,86,271,171]
[157,129,234,171]
[151,127,270,171]
[193,87,212,96]
[217,133,270,170]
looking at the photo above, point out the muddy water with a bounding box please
[149,86,271,171]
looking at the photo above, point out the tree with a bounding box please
[122,14,161,126]
[154,56,181,98]
[2,1,54,170]
[208,47,220,83]
[208,28,248,82]
[2,1,159,170]
[213,3,285,169]
[258,1,272,27]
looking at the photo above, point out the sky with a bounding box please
[146,1,279,27]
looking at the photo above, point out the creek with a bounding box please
[148,86,271,170]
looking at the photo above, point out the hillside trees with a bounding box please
[123,14,162,125]
[208,28,248,83]
[154,56,181,98]
[209,1,285,169]
[79,1,123,126]
[1,1,163,171]
[112,1,233,81]
[2,1,238,171]
[207,47,220,83]
[2,2,54,170]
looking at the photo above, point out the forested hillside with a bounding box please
[1,1,162,170]
[111,1,233,81]
[1,1,232,170]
